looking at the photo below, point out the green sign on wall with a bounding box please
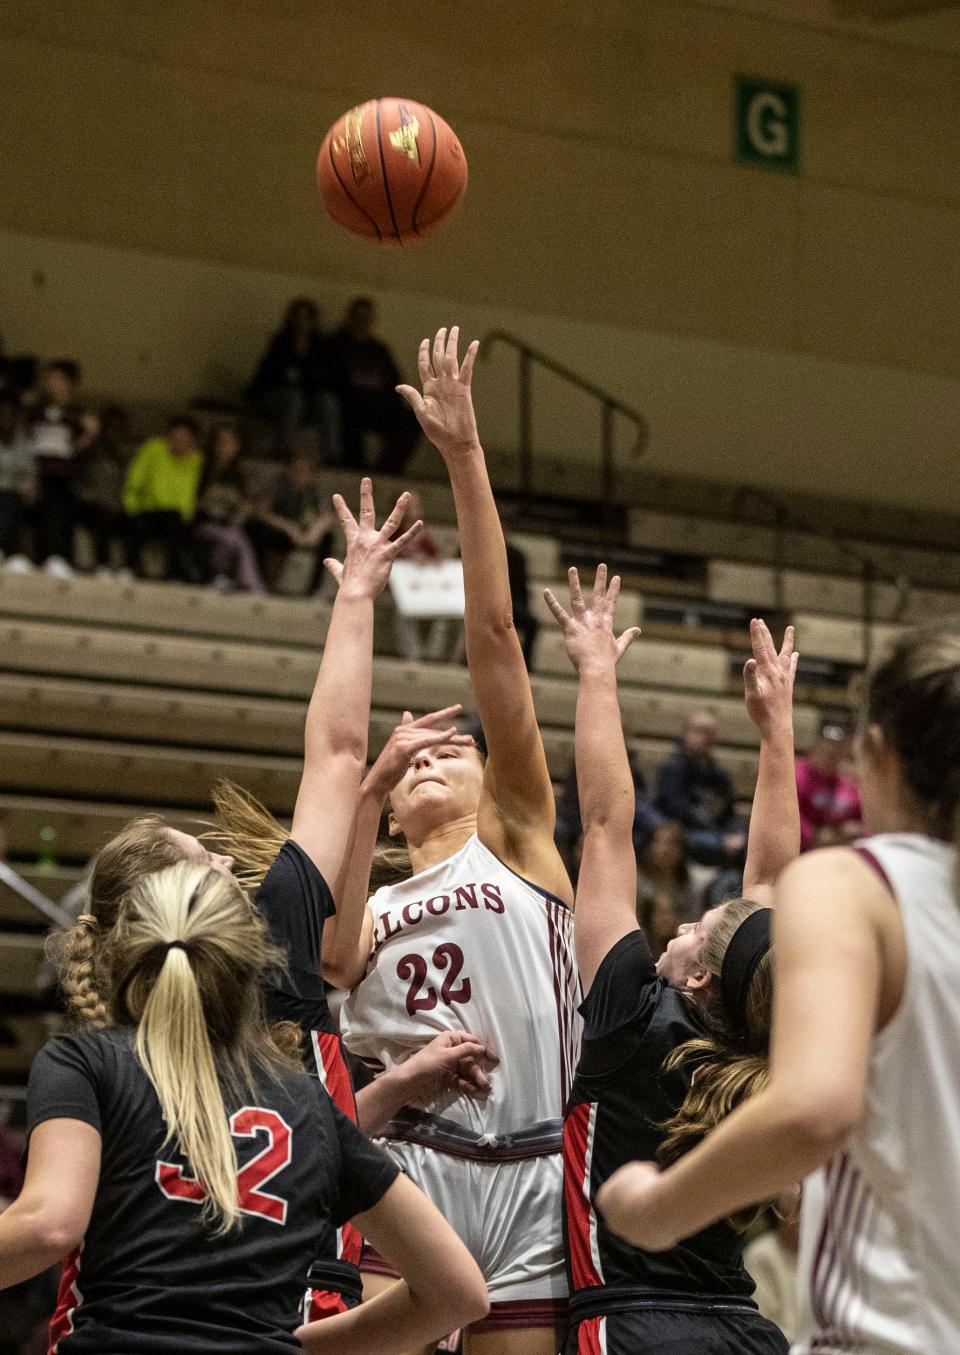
[733,77,799,173]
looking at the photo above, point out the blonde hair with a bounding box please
[105,861,296,1233]
[206,782,289,889]
[54,815,182,1030]
[658,897,773,1231]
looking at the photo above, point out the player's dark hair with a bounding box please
[658,896,773,1231]
[104,861,297,1233]
[864,623,960,871]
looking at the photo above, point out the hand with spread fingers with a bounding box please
[398,1031,500,1103]
[396,326,481,460]
[543,564,642,675]
[743,618,799,739]
[365,707,476,800]
[323,477,423,599]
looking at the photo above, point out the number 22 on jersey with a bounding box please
[398,942,471,1016]
[156,1106,292,1225]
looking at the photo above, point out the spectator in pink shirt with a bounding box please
[795,718,863,851]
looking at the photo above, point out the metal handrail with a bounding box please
[0,862,75,932]
[480,329,649,501]
[731,485,910,669]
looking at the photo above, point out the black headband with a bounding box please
[164,940,189,954]
[719,908,773,1029]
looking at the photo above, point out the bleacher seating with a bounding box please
[4,471,960,1080]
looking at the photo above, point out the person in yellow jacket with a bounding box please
[123,416,209,582]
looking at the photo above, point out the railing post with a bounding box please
[600,401,614,504]
[863,559,875,670]
[518,349,533,495]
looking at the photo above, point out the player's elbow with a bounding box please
[775,1087,863,1165]
[27,1209,86,1260]
[435,1263,489,1331]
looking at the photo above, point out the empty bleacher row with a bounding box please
[3,480,960,1081]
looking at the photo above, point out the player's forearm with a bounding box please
[619,1086,836,1248]
[303,592,373,771]
[355,1060,417,1138]
[577,667,635,836]
[743,719,799,895]
[323,784,382,989]
[297,1273,485,1355]
[444,444,516,644]
[0,1202,75,1289]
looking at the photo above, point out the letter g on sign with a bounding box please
[734,77,798,173]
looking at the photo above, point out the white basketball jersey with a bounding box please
[340,834,581,1137]
[793,834,960,1355]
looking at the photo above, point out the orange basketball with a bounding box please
[317,98,467,245]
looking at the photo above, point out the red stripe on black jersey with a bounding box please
[309,1029,361,1267]
[47,1246,83,1354]
[563,1101,604,1290]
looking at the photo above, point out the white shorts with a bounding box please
[362,1139,567,1318]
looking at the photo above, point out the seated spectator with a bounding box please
[0,396,36,569]
[245,454,334,594]
[635,821,698,955]
[73,403,132,574]
[505,538,539,670]
[328,296,420,473]
[654,708,747,866]
[123,415,209,583]
[193,421,265,592]
[795,718,863,851]
[555,739,662,880]
[246,297,339,458]
[22,359,98,577]
[390,492,458,661]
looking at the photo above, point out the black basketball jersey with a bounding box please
[563,931,757,1315]
[27,1027,399,1353]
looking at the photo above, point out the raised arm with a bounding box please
[544,565,642,990]
[398,329,568,894]
[742,619,801,898]
[321,706,473,990]
[290,478,421,886]
[595,848,888,1251]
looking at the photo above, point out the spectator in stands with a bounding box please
[654,708,747,866]
[193,421,265,592]
[72,404,132,574]
[0,397,36,570]
[795,717,863,851]
[744,1192,801,1344]
[635,820,698,955]
[328,296,420,473]
[246,453,334,594]
[555,738,662,879]
[22,359,98,577]
[506,538,539,670]
[123,415,209,583]
[246,297,339,459]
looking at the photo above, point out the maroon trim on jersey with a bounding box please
[472,1297,567,1332]
[563,1102,603,1291]
[360,1241,400,1279]
[494,851,572,912]
[809,1151,879,1350]
[47,1246,83,1354]
[851,845,895,897]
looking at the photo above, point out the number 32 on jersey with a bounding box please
[156,1106,292,1225]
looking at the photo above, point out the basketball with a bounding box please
[317,98,468,245]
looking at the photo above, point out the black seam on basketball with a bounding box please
[375,100,402,243]
[415,184,467,232]
[411,110,439,234]
[327,139,382,239]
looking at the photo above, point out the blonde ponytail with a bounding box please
[206,781,289,889]
[107,861,294,1233]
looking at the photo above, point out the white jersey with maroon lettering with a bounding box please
[793,833,960,1355]
[340,834,580,1137]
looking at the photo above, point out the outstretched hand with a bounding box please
[364,707,475,800]
[543,564,641,674]
[324,477,422,599]
[743,619,799,738]
[396,326,481,459]
[398,1031,500,1103]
